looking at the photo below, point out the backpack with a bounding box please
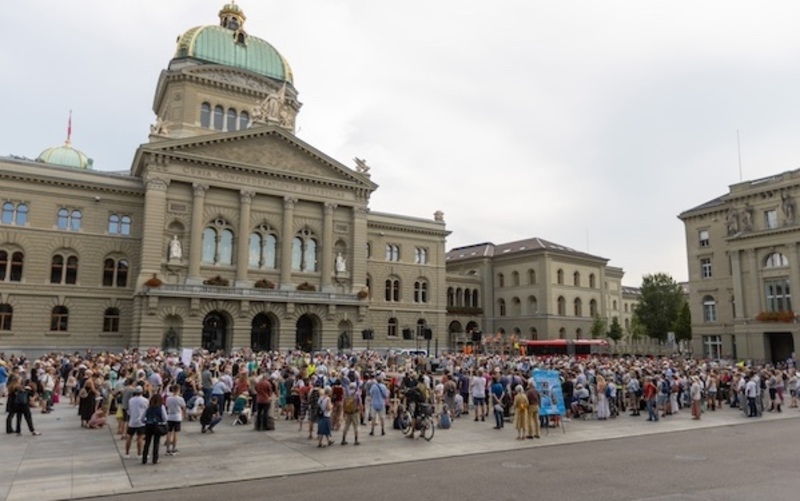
[343,394,358,415]
[445,384,455,398]
[605,385,612,398]
[15,389,29,406]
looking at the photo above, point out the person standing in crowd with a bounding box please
[340,381,361,446]
[512,385,528,440]
[0,360,8,400]
[125,386,148,458]
[164,384,185,455]
[142,393,167,465]
[525,381,541,439]
[316,386,333,448]
[255,370,273,432]
[8,379,42,436]
[369,373,389,437]
[470,369,486,422]
[643,376,658,422]
[690,376,702,420]
[490,373,505,430]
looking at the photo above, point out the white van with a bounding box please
[396,349,428,357]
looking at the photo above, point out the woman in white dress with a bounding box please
[595,375,610,420]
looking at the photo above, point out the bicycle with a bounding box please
[400,403,435,441]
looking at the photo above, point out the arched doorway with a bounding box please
[251,313,272,352]
[295,314,317,352]
[448,321,463,350]
[202,312,228,353]
[338,332,351,351]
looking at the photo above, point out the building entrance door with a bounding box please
[296,314,315,352]
[766,332,794,364]
[251,313,272,351]
[202,312,228,353]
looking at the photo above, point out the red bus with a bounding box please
[519,339,610,358]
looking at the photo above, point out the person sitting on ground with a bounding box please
[87,408,106,428]
[438,404,452,429]
[186,395,204,421]
[570,384,591,418]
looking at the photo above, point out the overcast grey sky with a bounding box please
[3,1,800,285]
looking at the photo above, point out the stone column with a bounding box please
[139,176,170,284]
[731,250,745,319]
[747,249,760,319]
[321,202,337,292]
[236,190,255,286]
[280,197,297,289]
[789,244,800,315]
[350,206,369,293]
[188,183,208,284]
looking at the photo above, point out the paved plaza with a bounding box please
[2,400,797,501]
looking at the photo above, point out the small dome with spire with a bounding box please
[37,142,93,170]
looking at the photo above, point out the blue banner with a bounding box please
[532,369,566,417]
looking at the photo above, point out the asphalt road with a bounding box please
[94,419,798,501]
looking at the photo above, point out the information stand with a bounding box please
[532,369,566,434]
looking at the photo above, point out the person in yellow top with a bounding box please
[512,385,529,440]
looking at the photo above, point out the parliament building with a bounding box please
[0,4,634,355]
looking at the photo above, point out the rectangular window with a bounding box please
[700,258,712,278]
[765,209,778,230]
[702,335,722,360]
[698,230,709,247]
[765,279,792,312]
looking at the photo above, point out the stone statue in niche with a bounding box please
[726,208,739,236]
[741,203,754,231]
[163,327,179,351]
[169,235,182,260]
[782,192,796,223]
[335,252,347,273]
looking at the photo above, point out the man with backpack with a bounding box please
[341,382,361,445]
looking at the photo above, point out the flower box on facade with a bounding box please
[296,282,316,292]
[254,279,276,289]
[755,310,796,322]
[144,274,163,287]
[203,275,230,287]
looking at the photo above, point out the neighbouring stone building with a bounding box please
[0,3,637,355]
[679,169,800,363]
[444,238,631,351]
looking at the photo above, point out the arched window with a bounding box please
[107,214,132,235]
[57,208,69,230]
[498,273,505,288]
[239,111,250,130]
[291,229,318,271]
[574,298,582,316]
[385,244,400,262]
[589,299,598,317]
[557,269,564,285]
[447,287,454,307]
[512,271,520,286]
[0,250,23,282]
[200,102,211,128]
[387,317,398,338]
[103,307,120,332]
[576,328,583,339]
[417,319,427,338]
[249,230,278,269]
[51,254,78,284]
[512,297,521,316]
[50,306,69,332]
[0,304,11,330]
[202,221,235,265]
[213,105,224,130]
[70,210,82,231]
[703,296,716,323]
[385,278,400,302]
[472,290,480,308]
[528,295,538,314]
[226,108,237,131]
[498,299,506,317]
[530,327,538,340]
[102,258,129,287]
[1,202,24,225]
[558,327,566,339]
[573,271,580,287]
[108,214,119,234]
[589,274,596,288]
[120,216,132,236]
[414,280,429,303]
[456,288,463,307]
[764,252,789,268]
[464,289,472,307]
[528,269,536,285]
[557,296,566,316]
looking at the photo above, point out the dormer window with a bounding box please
[236,32,246,44]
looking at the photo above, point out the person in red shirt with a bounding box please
[643,377,659,422]
[255,370,273,431]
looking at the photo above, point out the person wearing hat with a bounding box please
[340,382,361,446]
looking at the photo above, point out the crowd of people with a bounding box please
[2,347,797,459]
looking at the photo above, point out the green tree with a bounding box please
[632,273,685,341]
[590,315,607,339]
[628,315,645,340]
[674,300,692,343]
[607,316,624,344]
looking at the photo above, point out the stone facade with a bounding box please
[679,169,800,362]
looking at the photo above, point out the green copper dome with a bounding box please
[174,4,293,84]
[37,142,93,170]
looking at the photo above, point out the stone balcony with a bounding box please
[143,283,363,306]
